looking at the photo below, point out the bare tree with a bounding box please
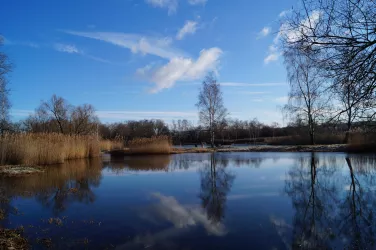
[281,0,376,125]
[331,67,367,142]
[283,49,330,145]
[26,95,99,135]
[71,104,98,135]
[0,37,11,134]
[39,95,71,134]
[196,73,228,147]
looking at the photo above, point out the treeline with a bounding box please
[7,93,367,146]
[99,118,353,145]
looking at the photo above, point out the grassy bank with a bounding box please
[0,133,101,166]
[265,134,345,145]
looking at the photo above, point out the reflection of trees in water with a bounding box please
[1,159,102,216]
[283,153,376,249]
[336,157,376,249]
[0,179,19,223]
[199,153,235,223]
[285,153,338,249]
[104,155,171,173]
[215,153,265,168]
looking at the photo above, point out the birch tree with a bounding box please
[196,73,227,147]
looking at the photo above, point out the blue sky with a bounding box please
[2,0,295,125]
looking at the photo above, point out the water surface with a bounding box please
[1,152,376,249]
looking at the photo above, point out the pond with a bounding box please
[1,152,376,249]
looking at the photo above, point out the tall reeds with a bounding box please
[0,133,101,166]
[99,139,123,151]
[128,136,172,155]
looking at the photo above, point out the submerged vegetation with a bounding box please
[0,228,28,250]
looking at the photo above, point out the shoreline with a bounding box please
[173,144,349,153]
[108,144,370,156]
[1,144,373,176]
[0,165,45,176]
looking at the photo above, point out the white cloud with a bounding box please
[54,43,81,54]
[257,27,271,38]
[54,42,112,64]
[138,47,222,93]
[264,43,281,64]
[4,38,39,48]
[188,0,207,5]
[278,10,321,44]
[264,53,279,64]
[11,109,197,122]
[10,109,33,118]
[279,9,291,17]
[96,110,197,121]
[264,10,321,64]
[220,82,286,87]
[238,91,269,95]
[65,31,185,60]
[275,96,289,103]
[176,20,198,40]
[145,0,178,15]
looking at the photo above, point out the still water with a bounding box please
[1,152,376,249]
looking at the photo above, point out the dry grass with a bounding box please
[265,134,345,145]
[128,136,172,155]
[0,133,101,166]
[100,139,123,151]
[347,132,376,152]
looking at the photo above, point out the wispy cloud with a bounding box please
[4,38,39,48]
[187,0,207,5]
[145,0,178,15]
[54,42,112,64]
[65,31,185,60]
[238,91,270,95]
[11,109,197,121]
[275,96,289,104]
[96,110,197,120]
[54,43,81,54]
[176,20,198,40]
[137,47,222,93]
[264,53,279,64]
[264,45,280,64]
[10,109,34,118]
[257,27,271,39]
[220,82,286,87]
[279,9,292,18]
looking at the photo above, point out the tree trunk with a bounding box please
[344,117,352,144]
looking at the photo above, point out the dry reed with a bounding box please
[0,133,101,166]
[347,132,376,152]
[128,136,172,155]
[99,139,123,151]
